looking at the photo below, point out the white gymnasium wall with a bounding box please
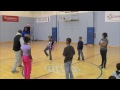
[0,11,93,18]
[0,11,33,17]
[0,11,34,42]
[32,11,57,17]
[33,11,94,42]
[32,11,93,17]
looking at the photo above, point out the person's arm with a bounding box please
[22,32,24,37]
[101,41,107,47]
[21,50,23,56]
[20,45,23,57]
[52,41,55,51]
[63,48,67,57]
[77,42,79,50]
[99,40,101,45]
[28,45,32,61]
[20,37,24,45]
[81,42,83,50]
[102,42,107,47]
[73,47,75,55]
[28,31,30,35]
[29,49,33,62]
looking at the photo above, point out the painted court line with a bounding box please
[34,72,53,79]
[72,54,102,79]
[61,65,64,72]
[56,66,59,73]
[34,52,103,79]
[0,43,107,79]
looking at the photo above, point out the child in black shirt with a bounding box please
[44,36,54,60]
[77,37,84,61]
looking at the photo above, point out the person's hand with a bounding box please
[101,41,106,47]
[31,57,33,62]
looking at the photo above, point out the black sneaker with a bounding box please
[82,58,84,61]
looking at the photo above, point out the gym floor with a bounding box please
[0,41,120,79]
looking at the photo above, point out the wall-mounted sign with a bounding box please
[37,17,50,23]
[2,15,19,22]
[105,11,120,22]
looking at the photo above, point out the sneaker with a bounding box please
[49,60,52,63]
[18,65,23,67]
[99,66,103,69]
[77,58,80,60]
[82,58,84,61]
[104,67,106,69]
[12,70,19,73]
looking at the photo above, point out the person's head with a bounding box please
[108,76,116,79]
[24,27,27,32]
[102,32,108,38]
[25,34,31,41]
[48,36,52,40]
[18,30,22,34]
[79,37,82,41]
[115,63,120,76]
[50,36,53,41]
[116,63,120,70]
[24,37,30,44]
[66,38,71,45]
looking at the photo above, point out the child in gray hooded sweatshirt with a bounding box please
[111,63,120,79]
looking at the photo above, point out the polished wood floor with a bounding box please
[0,41,120,79]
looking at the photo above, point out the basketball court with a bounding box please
[0,41,120,79]
[0,11,120,79]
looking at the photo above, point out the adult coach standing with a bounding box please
[99,32,108,69]
[12,30,24,73]
[22,27,30,38]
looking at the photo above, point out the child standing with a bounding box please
[77,37,84,61]
[111,63,120,79]
[21,37,32,79]
[44,36,54,60]
[63,38,75,79]
[99,33,108,69]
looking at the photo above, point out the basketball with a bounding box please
[25,34,30,39]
